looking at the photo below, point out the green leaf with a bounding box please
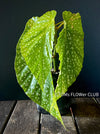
[20,10,56,91]
[55,11,84,100]
[14,15,65,128]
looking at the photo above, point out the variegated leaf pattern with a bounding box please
[55,11,84,100]
[14,14,65,128]
[20,10,56,91]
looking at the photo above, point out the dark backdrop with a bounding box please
[0,0,100,100]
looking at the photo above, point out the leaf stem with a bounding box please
[52,21,64,72]
[53,29,57,72]
[56,21,64,30]
[55,21,63,26]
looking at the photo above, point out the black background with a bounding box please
[0,0,100,100]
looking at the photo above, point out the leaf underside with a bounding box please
[14,13,64,127]
[55,11,84,100]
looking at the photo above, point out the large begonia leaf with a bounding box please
[14,16,65,127]
[20,10,56,91]
[55,11,84,100]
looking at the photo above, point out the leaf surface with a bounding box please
[20,10,56,91]
[55,11,84,100]
[14,15,65,127]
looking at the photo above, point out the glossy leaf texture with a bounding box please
[55,11,84,100]
[20,10,56,91]
[14,15,65,128]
